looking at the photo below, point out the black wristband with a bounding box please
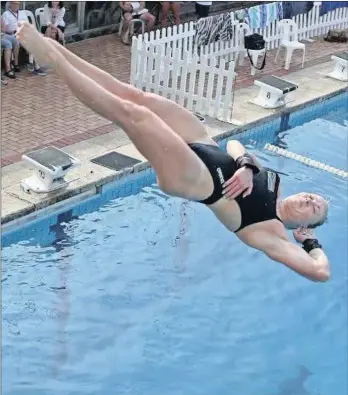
[236,154,259,175]
[302,238,322,253]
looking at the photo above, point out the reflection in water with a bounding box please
[271,365,315,395]
[49,209,78,375]
[49,209,79,252]
[273,112,291,149]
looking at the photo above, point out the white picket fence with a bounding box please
[130,1,348,122]
[132,42,236,121]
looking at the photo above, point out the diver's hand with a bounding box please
[293,227,316,243]
[222,167,253,199]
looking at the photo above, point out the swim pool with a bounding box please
[2,92,347,395]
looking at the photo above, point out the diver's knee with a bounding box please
[132,89,147,104]
[122,101,153,125]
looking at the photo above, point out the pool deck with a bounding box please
[1,54,347,229]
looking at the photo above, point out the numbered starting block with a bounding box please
[20,147,80,194]
[327,52,348,82]
[250,75,298,109]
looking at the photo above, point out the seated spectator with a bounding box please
[41,1,66,44]
[195,1,212,19]
[1,1,47,75]
[160,1,180,27]
[119,2,155,45]
[1,23,19,78]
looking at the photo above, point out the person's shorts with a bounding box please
[1,34,19,49]
[123,9,149,19]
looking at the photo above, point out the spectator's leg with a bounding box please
[12,41,20,68]
[1,39,16,78]
[160,2,170,28]
[122,12,133,32]
[3,49,12,73]
[140,12,155,32]
[1,48,8,83]
[6,35,20,71]
[171,2,181,25]
[50,27,58,40]
[57,25,65,44]
[28,53,47,76]
[121,12,133,44]
[43,25,51,37]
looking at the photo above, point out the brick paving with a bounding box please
[1,34,346,167]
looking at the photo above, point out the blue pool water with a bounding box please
[2,93,348,395]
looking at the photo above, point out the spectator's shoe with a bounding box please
[4,70,16,79]
[26,63,35,72]
[1,76,8,85]
[32,68,47,76]
[11,62,21,72]
[121,31,131,45]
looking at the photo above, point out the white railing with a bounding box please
[130,21,197,82]
[130,1,348,121]
[196,2,348,61]
[132,43,236,122]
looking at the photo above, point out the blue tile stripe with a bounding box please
[1,92,347,248]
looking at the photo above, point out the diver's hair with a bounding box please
[307,214,328,229]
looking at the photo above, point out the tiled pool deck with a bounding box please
[1,33,347,227]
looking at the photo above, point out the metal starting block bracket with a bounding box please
[250,75,298,109]
[20,147,80,194]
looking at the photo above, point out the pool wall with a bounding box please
[1,89,347,248]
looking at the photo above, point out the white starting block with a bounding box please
[20,147,80,194]
[250,75,298,109]
[327,52,348,82]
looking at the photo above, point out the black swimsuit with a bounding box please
[188,143,282,232]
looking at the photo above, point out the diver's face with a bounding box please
[283,193,327,227]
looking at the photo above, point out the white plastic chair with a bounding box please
[24,10,38,29]
[235,22,266,76]
[275,19,305,70]
[118,13,145,37]
[34,7,45,29]
[23,10,38,65]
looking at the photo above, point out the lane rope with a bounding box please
[264,143,348,178]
